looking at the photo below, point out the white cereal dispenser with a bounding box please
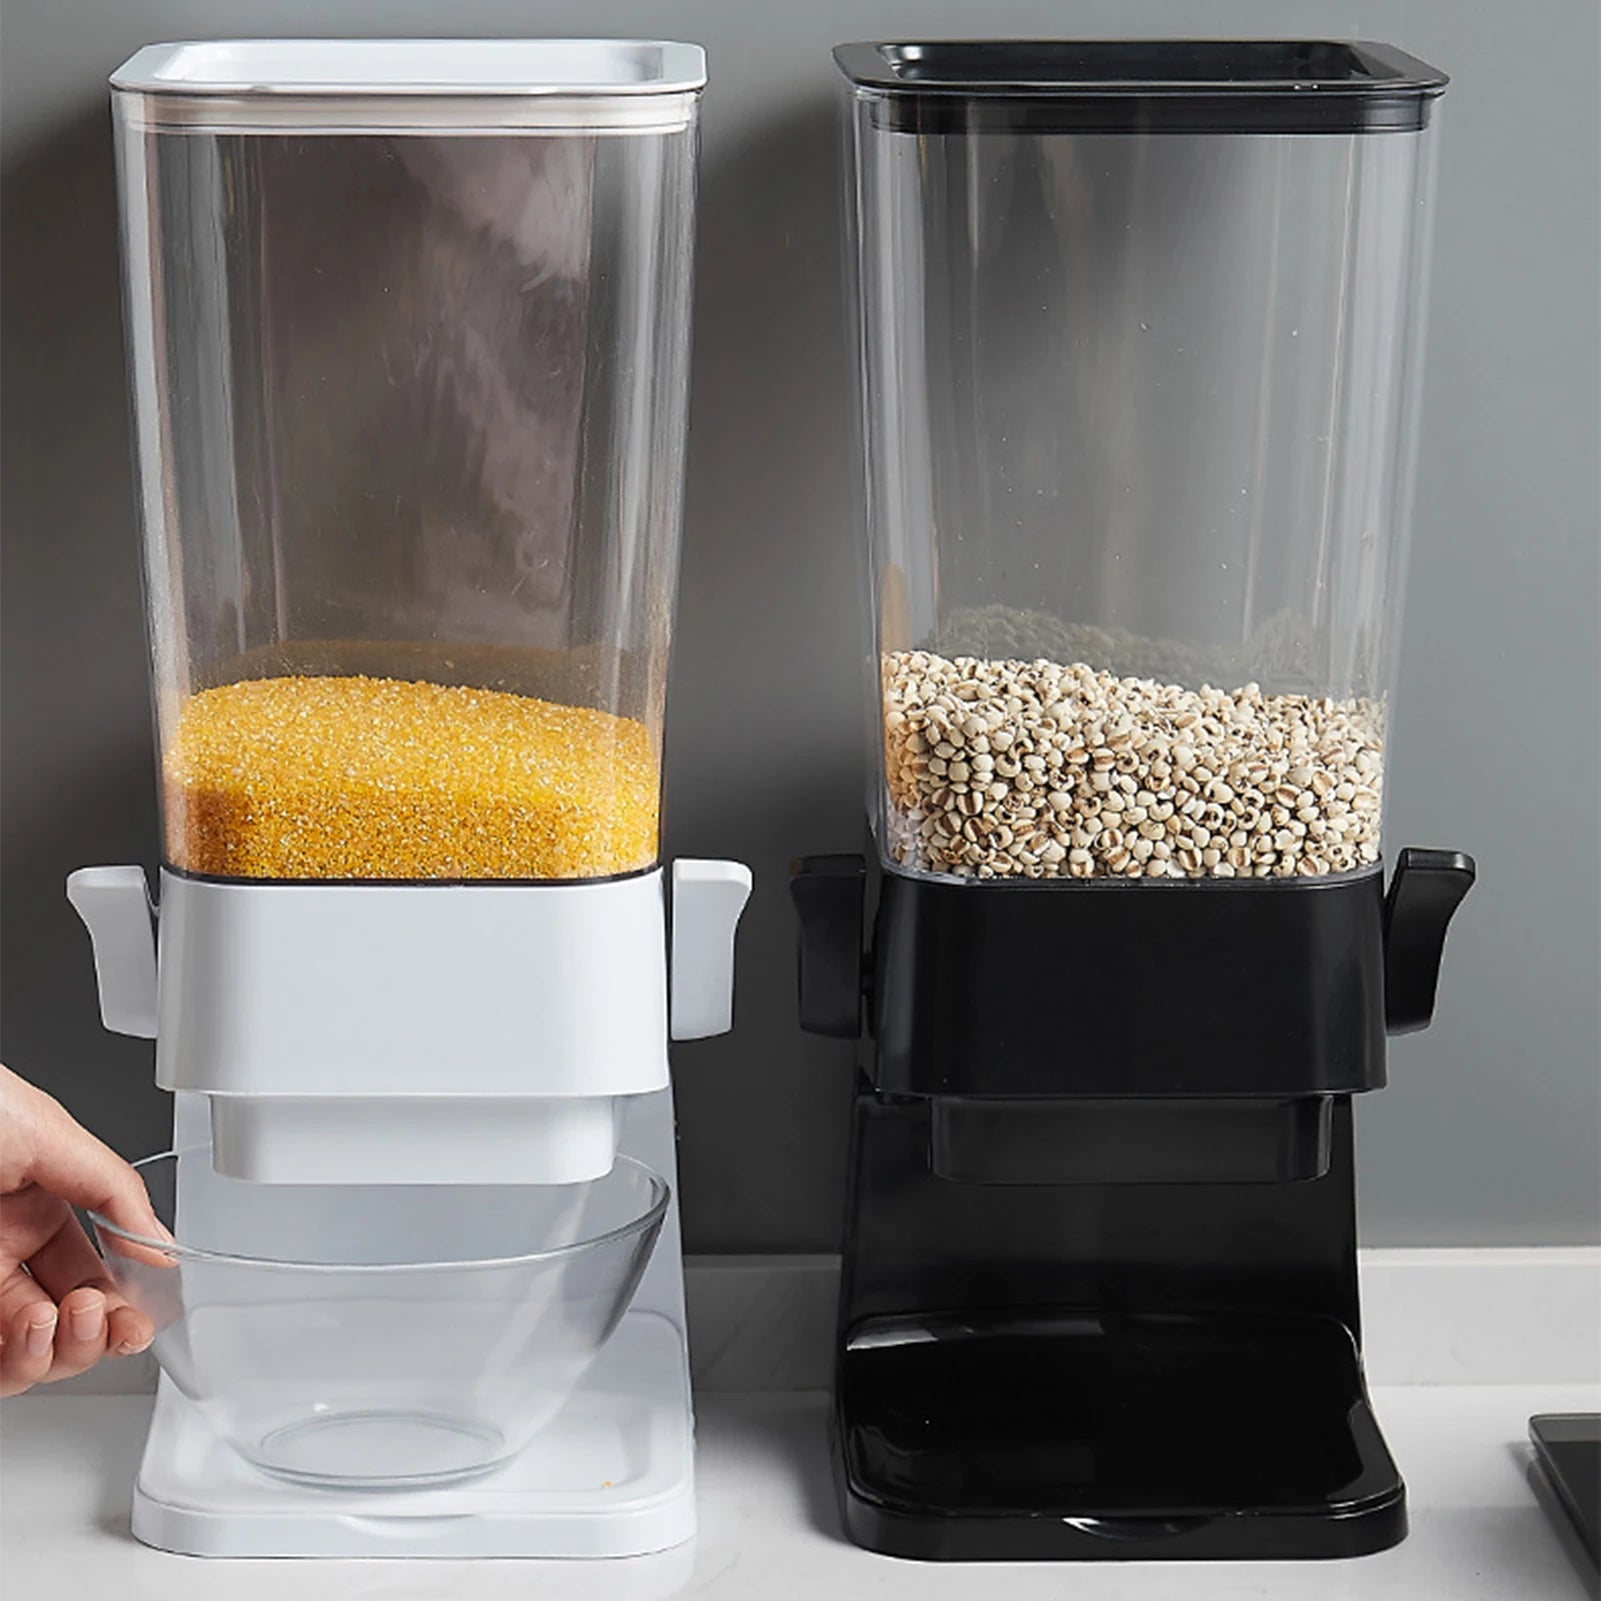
[70,39,749,1559]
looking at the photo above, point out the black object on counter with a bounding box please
[792,850,1473,1561]
[1530,1415,1601,1569]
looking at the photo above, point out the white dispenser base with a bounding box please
[68,864,749,1555]
[124,1088,699,1559]
[132,1312,695,1558]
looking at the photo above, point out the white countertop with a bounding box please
[3,1385,1596,1600]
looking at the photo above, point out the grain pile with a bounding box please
[930,603,1328,692]
[164,675,658,880]
[882,649,1382,880]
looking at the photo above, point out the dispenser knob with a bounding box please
[670,859,753,1040]
[1383,847,1476,1035]
[66,866,158,1038]
[789,854,866,1039]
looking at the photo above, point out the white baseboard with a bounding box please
[1360,1247,1601,1386]
[684,1248,1601,1392]
[48,1248,1601,1396]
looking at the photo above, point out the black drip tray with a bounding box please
[837,1309,1405,1560]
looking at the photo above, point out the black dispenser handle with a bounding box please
[1383,847,1476,1036]
[790,854,866,1038]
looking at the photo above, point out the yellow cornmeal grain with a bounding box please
[164,676,659,880]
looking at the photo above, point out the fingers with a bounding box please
[0,1208,156,1395]
[0,1276,153,1397]
[0,1286,121,1390]
[0,1069,165,1395]
[25,1206,152,1355]
[23,1202,115,1304]
[105,1298,155,1359]
[0,1272,58,1397]
[43,1285,111,1380]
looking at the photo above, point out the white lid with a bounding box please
[111,39,706,133]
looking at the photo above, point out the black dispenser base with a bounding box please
[793,854,1474,1564]
[831,1091,1407,1562]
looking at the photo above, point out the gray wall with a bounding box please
[3,0,1597,1249]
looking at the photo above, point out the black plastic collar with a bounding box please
[834,41,1448,135]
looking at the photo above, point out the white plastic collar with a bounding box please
[111,39,705,134]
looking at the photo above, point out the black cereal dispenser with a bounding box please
[793,39,1474,1562]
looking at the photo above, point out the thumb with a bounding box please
[26,1096,163,1241]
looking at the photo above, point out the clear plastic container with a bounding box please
[91,1149,668,1487]
[112,41,703,881]
[838,42,1447,882]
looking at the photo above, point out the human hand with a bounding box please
[0,1065,160,1395]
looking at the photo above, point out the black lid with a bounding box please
[833,41,1448,134]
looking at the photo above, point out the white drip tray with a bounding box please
[133,1311,695,1559]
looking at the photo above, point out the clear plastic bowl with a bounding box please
[90,1148,668,1489]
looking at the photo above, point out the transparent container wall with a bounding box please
[114,45,700,881]
[849,57,1442,882]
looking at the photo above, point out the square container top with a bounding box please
[111,39,706,134]
[834,40,1447,134]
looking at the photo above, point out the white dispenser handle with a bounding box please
[66,866,158,1038]
[670,860,752,1040]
